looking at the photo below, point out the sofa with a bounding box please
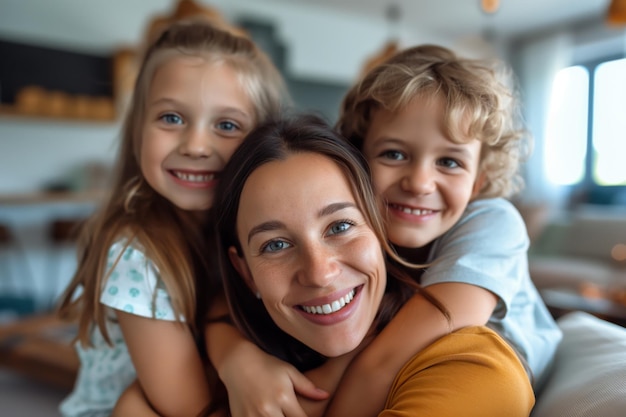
[532,311,626,417]
[527,205,626,292]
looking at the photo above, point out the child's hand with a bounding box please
[220,341,328,417]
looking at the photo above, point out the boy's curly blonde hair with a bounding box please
[337,44,531,199]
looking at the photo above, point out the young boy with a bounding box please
[324,43,561,416]
[209,44,562,417]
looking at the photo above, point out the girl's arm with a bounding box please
[324,283,497,417]
[205,296,329,417]
[112,380,160,417]
[117,310,211,417]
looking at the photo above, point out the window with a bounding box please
[546,56,626,205]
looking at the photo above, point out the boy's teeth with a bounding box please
[302,289,355,315]
[174,171,214,182]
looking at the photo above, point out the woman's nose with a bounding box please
[401,164,436,195]
[179,128,213,159]
[296,244,341,287]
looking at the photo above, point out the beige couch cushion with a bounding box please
[531,311,626,417]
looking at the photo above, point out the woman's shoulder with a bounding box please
[385,326,534,416]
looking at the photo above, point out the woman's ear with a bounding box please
[228,246,258,294]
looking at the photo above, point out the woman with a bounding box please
[210,113,534,417]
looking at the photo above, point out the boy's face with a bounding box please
[362,95,483,249]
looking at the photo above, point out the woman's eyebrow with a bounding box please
[318,202,357,217]
[247,220,284,244]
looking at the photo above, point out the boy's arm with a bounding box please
[324,283,497,417]
[206,295,328,417]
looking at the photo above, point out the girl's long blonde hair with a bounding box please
[57,19,287,347]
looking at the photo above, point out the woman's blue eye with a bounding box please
[262,240,291,253]
[218,121,238,131]
[381,150,405,161]
[161,113,183,125]
[328,221,353,236]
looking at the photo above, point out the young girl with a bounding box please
[208,44,561,417]
[56,19,287,417]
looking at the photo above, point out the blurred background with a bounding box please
[0,0,625,414]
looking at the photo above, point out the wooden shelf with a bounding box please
[0,104,116,124]
[0,190,106,206]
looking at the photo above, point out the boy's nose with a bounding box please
[179,128,213,158]
[296,244,340,287]
[401,165,436,195]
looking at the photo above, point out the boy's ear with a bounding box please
[228,246,258,294]
[471,171,486,198]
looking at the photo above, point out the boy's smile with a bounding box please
[363,95,483,250]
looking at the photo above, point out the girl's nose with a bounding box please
[401,164,436,195]
[179,128,213,159]
[296,243,340,288]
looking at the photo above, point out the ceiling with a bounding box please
[0,0,616,54]
[292,0,612,41]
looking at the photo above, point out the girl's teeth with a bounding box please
[394,204,433,216]
[174,172,214,182]
[302,289,355,315]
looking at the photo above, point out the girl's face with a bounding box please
[230,152,387,357]
[141,55,255,213]
[363,95,483,250]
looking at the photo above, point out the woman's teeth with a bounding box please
[301,289,355,315]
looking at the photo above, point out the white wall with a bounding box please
[0,119,120,194]
[0,0,458,195]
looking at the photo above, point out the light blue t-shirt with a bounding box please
[421,198,562,388]
[60,241,179,417]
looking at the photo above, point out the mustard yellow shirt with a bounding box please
[381,326,535,417]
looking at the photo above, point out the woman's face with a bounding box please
[230,152,387,357]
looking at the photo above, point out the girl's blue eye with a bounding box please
[381,150,406,161]
[262,240,291,253]
[217,121,238,131]
[328,221,353,236]
[161,113,183,125]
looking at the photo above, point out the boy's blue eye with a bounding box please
[161,113,183,125]
[438,158,460,169]
[381,150,406,161]
[262,240,291,253]
[328,221,353,236]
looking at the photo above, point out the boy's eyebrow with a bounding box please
[444,144,475,159]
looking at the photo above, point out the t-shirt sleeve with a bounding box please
[100,240,179,321]
[421,198,530,318]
